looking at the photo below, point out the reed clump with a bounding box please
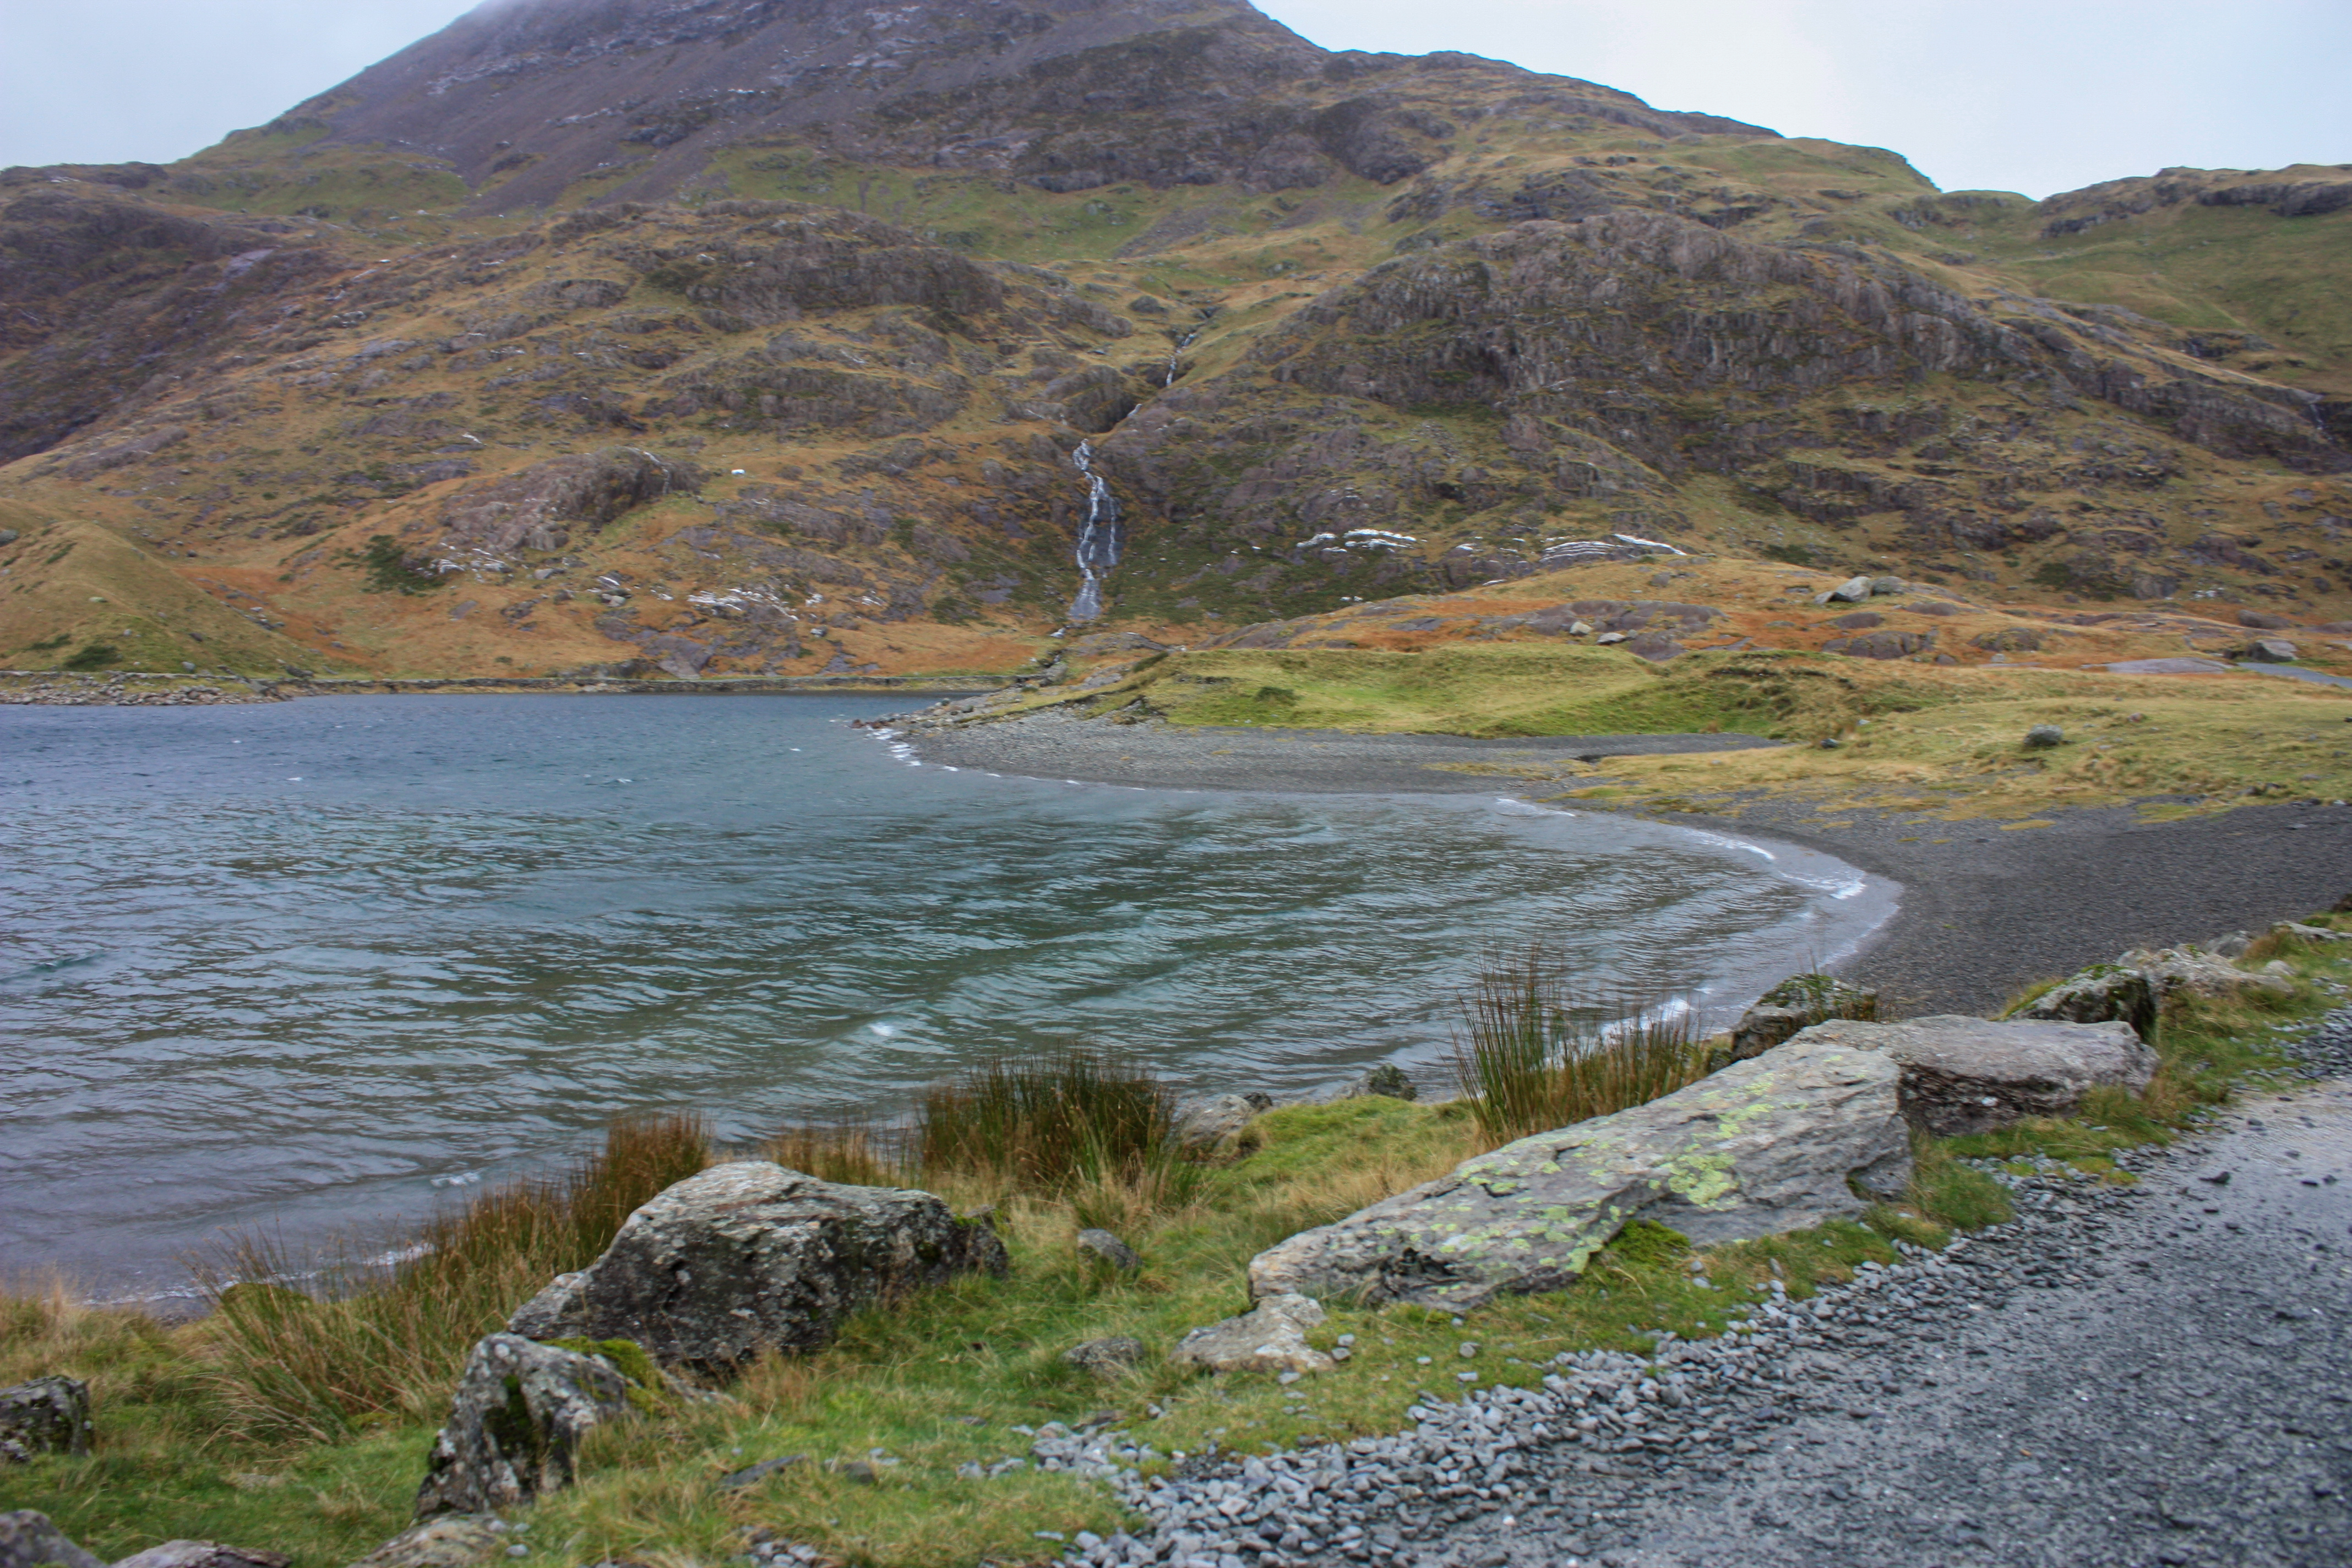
[1451,945,1715,1146]
[198,1112,710,1440]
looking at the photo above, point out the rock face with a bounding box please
[0,1377,91,1463]
[1171,1293,1334,1376]
[1789,1016,2157,1137]
[507,1162,1008,1373]
[2127,946,2296,1002]
[1730,974,1879,1061]
[2019,964,2159,1039]
[415,1335,637,1517]
[0,1513,103,1568]
[1246,1039,1910,1311]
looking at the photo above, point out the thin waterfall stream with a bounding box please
[1069,439,1123,623]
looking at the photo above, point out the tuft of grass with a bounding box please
[195,1113,710,1440]
[761,1120,913,1188]
[917,1050,1190,1202]
[1450,945,1714,1146]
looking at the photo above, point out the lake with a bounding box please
[0,695,1892,1298]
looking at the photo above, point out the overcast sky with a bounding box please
[3,0,2345,198]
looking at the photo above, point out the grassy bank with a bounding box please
[5,923,2346,1568]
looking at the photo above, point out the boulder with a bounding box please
[2018,963,2158,1041]
[113,1546,289,1568]
[0,1512,102,1568]
[1173,1092,1272,1150]
[507,1162,1006,1374]
[1867,576,1907,596]
[1790,1015,2157,1137]
[2023,725,2065,749]
[1342,1064,1419,1101]
[0,1377,91,1463]
[2127,946,2295,1001]
[1814,575,1873,605]
[1075,1228,1141,1271]
[1063,1336,1148,1379]
[346,1515,505,1568]
[1730,973,1878,1060]
[415,1335,636,1517]
[2276,921,2348,944]
[2241,639,2299,662]
[1171,1294,1333,1376]
[1246,1038,1910,1311]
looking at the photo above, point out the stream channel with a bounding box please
[0,694,1893,1300]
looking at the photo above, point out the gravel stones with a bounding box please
[506,1161,1007,1373]
[0,1512,102,1568]
[414,1334,636,1517]
[1172,1294,1335,1376]
[0,1376,91,1463]
[1247,1040,1910,1310]
[1788,1015,2157,1136]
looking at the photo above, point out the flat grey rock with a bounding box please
[507,1161,1006,1374]
[1246,1038,1911,1310]
[111,1544,288,1568]
[1790,1015,2157,1136]
[1171,1294,1332,1376]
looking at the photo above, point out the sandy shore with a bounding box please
[905,709,2352,1014]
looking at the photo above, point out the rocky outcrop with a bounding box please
[437,447,706,559]
[1730,974,1879,1061]
[1789,1016,2157,1137]
[414,1335,638,1517]
[1246,1038,1910,1311]
[0,1512,103,1568]
[0,1378,91,1463]
[2127,946,2296,1003]
[1172,1293,1334,1375]
[507,1162,1008,1374]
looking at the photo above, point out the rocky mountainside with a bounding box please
[2,0,2348,680]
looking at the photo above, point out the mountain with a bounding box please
[2,0,2348,682]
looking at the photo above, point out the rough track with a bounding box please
[1055,1010,2352,1568]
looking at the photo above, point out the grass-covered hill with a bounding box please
[1,0,2348,680]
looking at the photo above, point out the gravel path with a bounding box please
[1037,1011,2352,1568]
[901,710,2352,1015]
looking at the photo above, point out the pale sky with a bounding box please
[2,0,2346,199]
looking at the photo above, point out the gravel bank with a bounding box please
[1014,1009,2352,1568]
[903,710,2352,1015]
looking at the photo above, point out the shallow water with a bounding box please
[0,695,1892,1298]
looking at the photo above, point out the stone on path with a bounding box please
[1172,1294,1333,1376]
[415,1335,636,1517]
[1246,1038,1911,1311]
[0,1377,91,1463]
[0,1512,103,1568]
[507,1162,1006,1374]
[1791,1015,2156,1137]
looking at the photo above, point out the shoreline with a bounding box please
[903,710,2352,1014]
[0,670,1002,705]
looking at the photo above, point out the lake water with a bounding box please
[0,695,1893,1299]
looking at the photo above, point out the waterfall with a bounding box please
[1069,440,1122,623]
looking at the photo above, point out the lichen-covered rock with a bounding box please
[1731,973,1879,1060]
[414,1335,635,1517]
[0,1512,102,1568]
[111,1544,290,1568]
[1063,1336,1148,1379]
[2126,946,2296,1002]
[345,1514,504,1568]
[1792,1015,2157,1137]
[1245,1039,1910,1311]
[2019,963,2159,1040]
[1173,1092,1273,1150]
[1172,1294,1333,1376]
[507,1162,1007,1374]
[0,1377,91,1463]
